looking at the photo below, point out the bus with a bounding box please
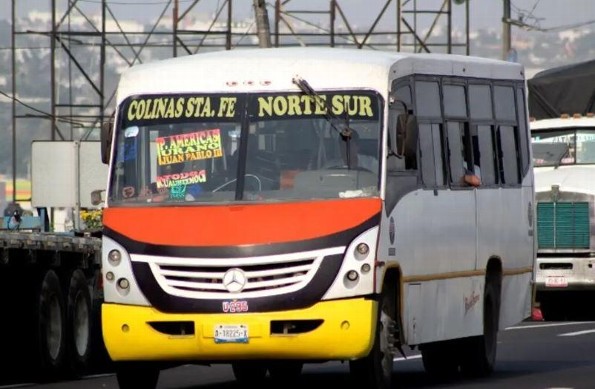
[531,114,595,320]
[99,47,535,389]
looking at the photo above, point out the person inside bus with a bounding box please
[461,161,481,187]
[334,128,378,174]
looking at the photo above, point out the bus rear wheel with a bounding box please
[459,281,500,377]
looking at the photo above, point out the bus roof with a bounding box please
[530,116,595,131]
[116,47,525,103]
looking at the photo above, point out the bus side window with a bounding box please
[419,123,445,187]
[497,125,520,184]
[477,125,497,185]
[446,121,466,186]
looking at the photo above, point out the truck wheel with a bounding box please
[231,361,268,384]
[116,363,160,389]
[459,281,500,377]
[67,269,92,377]
[349,284,395,389]
[36,269,67,379]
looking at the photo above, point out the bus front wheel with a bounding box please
[349,284,395,389]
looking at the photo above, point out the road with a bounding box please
[3,320,595,389]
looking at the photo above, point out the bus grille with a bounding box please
[143,248,343,299]
[537,202,590,249]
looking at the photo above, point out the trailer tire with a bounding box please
[36,269,67,380]
[66,269,92,377]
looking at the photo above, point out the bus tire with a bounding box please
[35,269,67,380]
[231,361,268,384]
[459,281,500,377]
[116,363,160,389]
[349,284,395,389]
[66,269,92,377]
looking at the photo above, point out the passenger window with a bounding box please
[415,81,441,118]
[469,84,492,120]
[516,87,530,172]
[419,123,445,187]
[494,86,515,121]
[446,122,465,185]
[477,125,496,185]
[443,84,467,118]
[497,125,519,184]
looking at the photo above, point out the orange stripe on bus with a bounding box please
[103,198,381,246]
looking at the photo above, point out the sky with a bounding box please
[1,0,595,33]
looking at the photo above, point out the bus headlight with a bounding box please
[108,249,122,266]
[346,270,359,282]
[356,243,369,256]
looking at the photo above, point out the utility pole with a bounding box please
[502,0,511,60]
[253,0,272,48]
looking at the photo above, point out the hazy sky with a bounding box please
[2,0,595,33]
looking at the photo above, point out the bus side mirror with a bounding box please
[101,116,113,165]
[91,189,105,206]
[403,113,418,160]
[394,111,418,159]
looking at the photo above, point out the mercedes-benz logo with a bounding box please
[222,268,247,293]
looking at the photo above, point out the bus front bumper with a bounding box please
[102,297,377,362]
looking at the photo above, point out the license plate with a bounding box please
[214,324,248,343]
[545,276,568,288]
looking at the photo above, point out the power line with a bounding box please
[0,89,95,127]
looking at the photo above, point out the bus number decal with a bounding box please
[222,300,249,313]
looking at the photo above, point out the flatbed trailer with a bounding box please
[0,220,109,381]
[0,140,110,382]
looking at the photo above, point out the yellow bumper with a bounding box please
[102,298,377,362]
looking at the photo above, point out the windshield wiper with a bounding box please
[554,144,571,169]
[292,75,356,168]
[292,75,352,138]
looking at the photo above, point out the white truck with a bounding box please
[531,115,595,320]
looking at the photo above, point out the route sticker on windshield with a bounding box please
[156,129,223,165]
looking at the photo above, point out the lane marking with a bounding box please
[506,322,595,330]
[394,354,421,362]
[559,329,595,337]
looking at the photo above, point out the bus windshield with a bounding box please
[532,128,595,167]
[108,91,382,204]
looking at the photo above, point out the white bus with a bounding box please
[531,114,595,320]
[99,47,535,389]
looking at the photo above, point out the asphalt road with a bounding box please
[4,319,595,389]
